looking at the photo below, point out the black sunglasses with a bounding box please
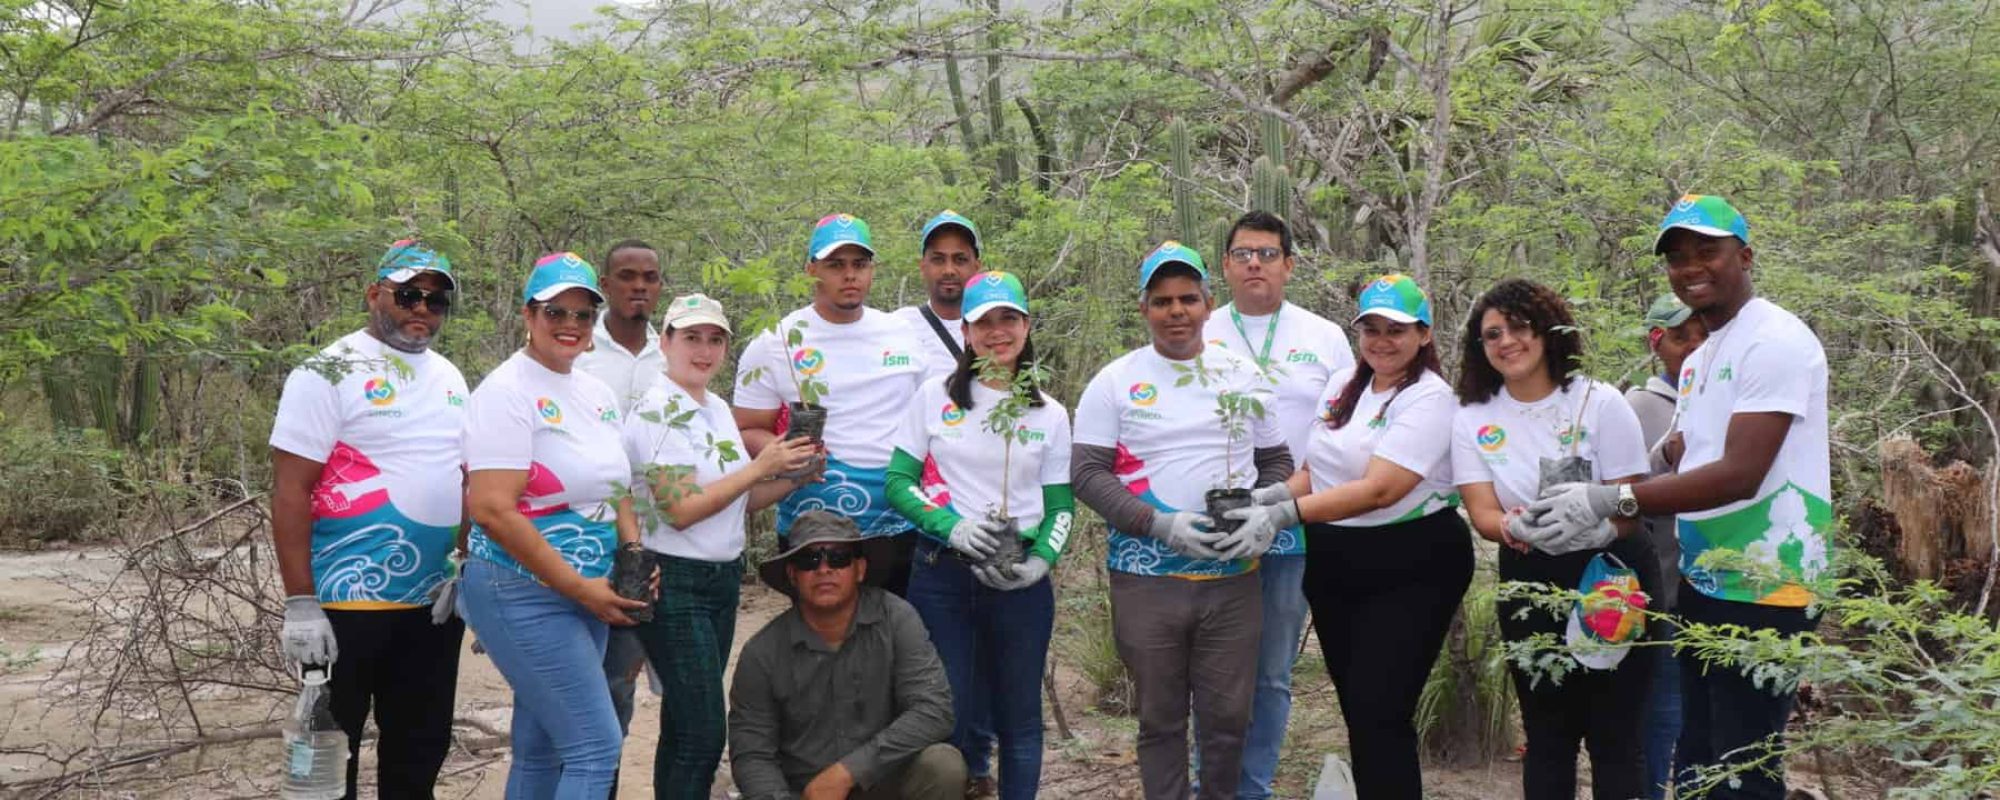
[389,285,454,314]
[788,545,858,571]
[531,303,599,325]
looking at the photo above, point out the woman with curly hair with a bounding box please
[1448,278,1658,800]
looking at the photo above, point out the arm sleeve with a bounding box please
[839,599,957,789]
[732,332,785,411]
[1732,335,1817,418]
[1070,443,1155,535]
[886,449,962,542]
[1372,384,1456,479]
[1590,386,1651,482]
[1252,445,1292,488]
[1029,407,1075,564]
[463,382,536,471]
[1449,406,1494,487]
[726,641,798,800]
[269,367,341,462]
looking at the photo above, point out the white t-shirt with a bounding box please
[575,319,665,414]
[1451,377,1649,510]
[623,382,751,562]
[1304,369,1460,526]
[1204,301,1355,554]
[1675,297,1831,607]
[893,305,965,383]
[891,375,1072,534]
[1074,345,1283,578]
[734,306,928,536]
[463,351,631,580]
[269,330,468,609]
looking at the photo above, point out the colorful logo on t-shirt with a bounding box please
[363,378,396,407]
[882,349,913,368]
[940,402,967,426]
[445,389,464,408]
[1476,425,1507,452]
[597,406,617,422]
[536,397,563,424]
[1129,383,1159,406]
[1015,425,1047,443]
[1285,349,1320,364]
[1557,426,1587,447]
[793,347,826,375]
[1680,367,1696,396]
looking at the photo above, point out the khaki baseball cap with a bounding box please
[663,293,731,335]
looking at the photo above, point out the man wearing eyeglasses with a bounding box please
[268,239,469,798]
[1198,211,1354,800]
[729,510,964,800]
[735,214,929,595]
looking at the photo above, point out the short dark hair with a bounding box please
[603,239,657,270]
[1454,279,1584,405]
[1223,210,1293,259]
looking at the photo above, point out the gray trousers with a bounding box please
[1110,569,1263,800]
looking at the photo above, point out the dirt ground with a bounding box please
[0,545,1829,799]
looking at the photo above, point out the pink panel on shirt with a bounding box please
[920,454,952,511]
[517,461,572,518]
[1114,443,1150,497]
[313,442,389,519]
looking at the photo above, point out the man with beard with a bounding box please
[893,211,980,382]
[269,239,469,798]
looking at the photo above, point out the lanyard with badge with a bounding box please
[1228,304,1282,369]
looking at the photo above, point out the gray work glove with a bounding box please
[1528,482,1621,532]
[282,595,338,666]
[429,551,465,625]
[1149,510,1225,560]
[1535,517,1619,556]
[947,517,1002,560]
[1250,481,1295,506]
[979,555,1051,592]
[1218,501,1301,560]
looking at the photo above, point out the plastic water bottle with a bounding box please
[280,668,348,800]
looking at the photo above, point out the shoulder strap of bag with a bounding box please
[918,305,965,362]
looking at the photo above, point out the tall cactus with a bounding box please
[1169,118,1202,253]
[1252,155,1288,217]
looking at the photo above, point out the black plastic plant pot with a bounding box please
[1205,488,1253,536]
[783,402,827,442]
[976,517,1028,574]
[611,542,654,623]
[1537,456,1595,495]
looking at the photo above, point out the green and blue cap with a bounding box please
[376,239,456,290]
[1643,293,1694,329]
[523,252,604,305]
[808,213,875,261]
[960,271,1028,322]
[1138,240,1208,295]
[1652,194,1750,254]
[1354,273,1432,326]
[921,210,982,256]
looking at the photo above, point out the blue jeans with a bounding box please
[1644,632,1683,800]
[906,540,1055,800]
[459,558,621,799]
[1239,554,1309,799]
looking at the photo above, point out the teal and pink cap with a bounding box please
[921,210,982,255]
[1653,194,1750,254]
[1138,240,1209,295]
[523,252,604,305]
[1355,273,1432,327]
[376,239,456,290]
[808,213,875,261]
[961,271,1028,322]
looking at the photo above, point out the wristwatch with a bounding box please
[1614,483,1641,519]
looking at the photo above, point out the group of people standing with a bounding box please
[269,192,1829,800]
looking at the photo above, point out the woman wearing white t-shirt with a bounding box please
[620,294,818,798]
[1244,274,1469,800]
[886,271,1073,800]
[1449,279,1657,800]
[460,253,651,798]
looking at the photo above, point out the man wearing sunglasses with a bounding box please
[1198,211,1354,800]
[268,239,469,798]
[730,510,965,800]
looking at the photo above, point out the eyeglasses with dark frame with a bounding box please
[787,545,858,572]
[1225,246,1285,265]
[530,302,600,325]
[386,284,455,315]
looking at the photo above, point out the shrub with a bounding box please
[0,425,128,545]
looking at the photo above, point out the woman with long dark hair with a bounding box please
[886,271,1075,800]
[1239,273,1469,799]
[1450,278,1655,800]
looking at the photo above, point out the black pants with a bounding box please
[326,607,465,800]
[1303,511,1474,800]
[1496,536,1662,800]
[1674,584,1815,800]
